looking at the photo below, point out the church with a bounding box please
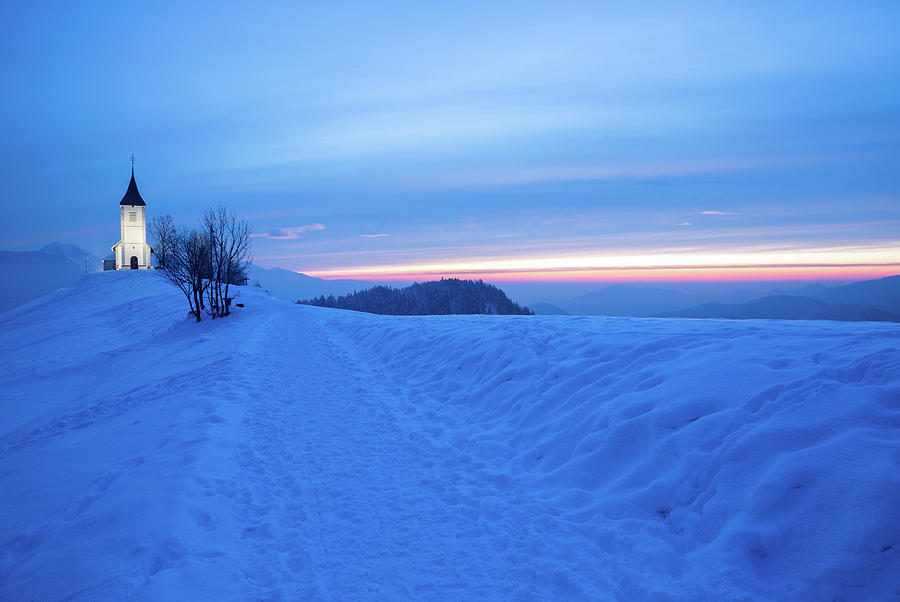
[105,166,153,270]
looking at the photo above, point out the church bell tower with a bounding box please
[112,159,153,269]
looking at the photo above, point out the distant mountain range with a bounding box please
[560,284,763,317]
[248,266,377,302]
[529,276,900,322]
[529,302,570,316]
[663,277,900,321]
[0,243,101,313]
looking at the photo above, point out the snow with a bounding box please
[1,270,899,600]
[0,242,100,313]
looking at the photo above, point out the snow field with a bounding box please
[1,270,899,600]
[325,310,900,599]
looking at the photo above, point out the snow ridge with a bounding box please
[1,271,899,600]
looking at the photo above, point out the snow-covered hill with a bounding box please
[1,271,898,600]
[248,265,376,302]
[0,242,101,313]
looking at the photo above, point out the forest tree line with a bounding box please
[298,279,533,316]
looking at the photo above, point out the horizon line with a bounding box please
[293,266,899,284]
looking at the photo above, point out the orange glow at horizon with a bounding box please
[301,245,900,282]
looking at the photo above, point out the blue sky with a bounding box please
[2,1,899,280]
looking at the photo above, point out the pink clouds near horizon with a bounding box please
[300,244,900,283]
[253,223,326,240]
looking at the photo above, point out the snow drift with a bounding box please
[1,271,898,600]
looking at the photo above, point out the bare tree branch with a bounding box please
[149,214,175,269]
[203,205,252,317]
[160,227,210,322]
[158,206,252,321]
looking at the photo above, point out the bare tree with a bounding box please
[203,205,252,317]
[156,207,251,322]
[149,214,175,269]
[160,227,210,322]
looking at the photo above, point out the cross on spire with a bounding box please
[130,154,135,169]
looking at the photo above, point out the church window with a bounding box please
[128,212,137,223]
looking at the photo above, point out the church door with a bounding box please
[130,256,138,270]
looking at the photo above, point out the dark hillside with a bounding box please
[298,278,532,316]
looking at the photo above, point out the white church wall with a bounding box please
[116,205,152,269]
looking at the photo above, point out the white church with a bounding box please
[105,167,153,270]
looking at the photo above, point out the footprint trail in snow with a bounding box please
[1,272,899,600]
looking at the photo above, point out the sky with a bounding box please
[2,1,899,283]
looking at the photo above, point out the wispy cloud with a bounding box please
[405,155,825,189]
[303,243,900,282]
[676,222,692,227]
[253,223,325,240]
[359,233,390,238]
[701,210,742,215]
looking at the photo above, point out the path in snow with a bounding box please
[189,303,571,599]
[0,278,571,599]
[2,272,899,600]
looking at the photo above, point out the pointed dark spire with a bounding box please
[120,162,146,206]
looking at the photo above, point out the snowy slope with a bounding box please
[0,242,101,313]
[248,265,376,302]
[1,271,899,600]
